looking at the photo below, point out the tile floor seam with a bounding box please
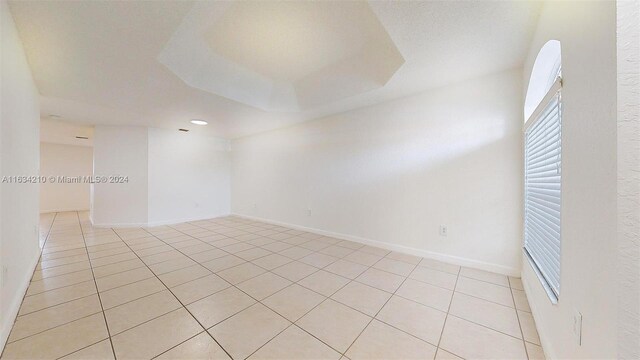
[341,257,420,358]
[76,211,118,360]
[510,277,531,360]
[434,263,461,358]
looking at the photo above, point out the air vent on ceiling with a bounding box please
[75,136,89,140]
[179,128,189,132]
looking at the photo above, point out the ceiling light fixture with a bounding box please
[190,119,208,125]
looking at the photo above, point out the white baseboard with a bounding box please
[233,213,520,277]
[0,248,41,352]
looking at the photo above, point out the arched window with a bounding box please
[523,40,562,302]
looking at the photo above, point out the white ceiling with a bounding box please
[9,1,541,139]
[40,118,94,147]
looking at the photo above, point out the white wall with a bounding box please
[91,126,231,227]
[232,68,524,275]
[91,125,148,226]
[40,143,93,213]
[148,128,230,225]
[520,1,618,359]
[0,0,41,349]
[617,1,640,358]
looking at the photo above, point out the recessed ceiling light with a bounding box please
[190,119,208,125]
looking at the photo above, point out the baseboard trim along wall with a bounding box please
[233,213,520,276]
[0,248,41,352]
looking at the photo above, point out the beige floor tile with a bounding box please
[149,257,197,275]
[331,281,391,316]
[157,332,230,359]
[180,243,217,255]
[260,241,293,252]
[190,248,228,263]
[158,264,211,288]
[385,252,422,265]
[217,262,266,285]
[324,260,368,280]
[2,313,109,359]
[435,348,463,360]
[460,267,509,287]
[61,339,114,360]
[358,245,390,257]
[343,251,382,266]
[298,240,330,251]
[440,316,527,360]
[298,270,350,296]
[100,277,166,309]
[104,290,182,334]
[263,284,326,321]
[209,303,290,359]
[297,299,371,353]
[19,280,97,315]
[249,325,341,360]
[526,342,546,360]
[201,254,246,272]
[518,310,541,345]
[9,295,101,343]
[278,246,314,260]
[376,295,446,345]
[221,242,255,254]
[272,261,318,282]
[300,252,339,268]
[449,292,521,338]
[396,279,453,312]
[409,266,458,290]
[187,287,256,328]
[356,268,404,293]
[373,258,416,277]
[237,272,292,300]
[512,289,531,312]
[89,247,132,260]
[171,274,231,304]
[141,250,187,265]
[509,277,524,290]
[27,269,94,296]
[89,252,138,268]
[31,261,91,281]
[41,248,87,261]
[319,245,355,258]
[111,308,202,359]
[336,240,363,250]
[455,276,514,307]
[40,254,89,269]
[252,253,293,270]
[236,247,272,261]
[95,267,155,292]
[346,320,436,360]
[92,258,145,279]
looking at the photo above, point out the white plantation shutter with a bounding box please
[524,77,562,298]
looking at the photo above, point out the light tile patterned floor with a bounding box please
[1,211,545,360]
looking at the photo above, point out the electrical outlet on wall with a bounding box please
[573,309,583,345]
[439,225,448,237]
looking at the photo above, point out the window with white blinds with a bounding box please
[524,77,562,300]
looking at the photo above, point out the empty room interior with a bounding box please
[1,0,638,359]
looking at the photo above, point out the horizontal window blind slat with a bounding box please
[524,90,562,297]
